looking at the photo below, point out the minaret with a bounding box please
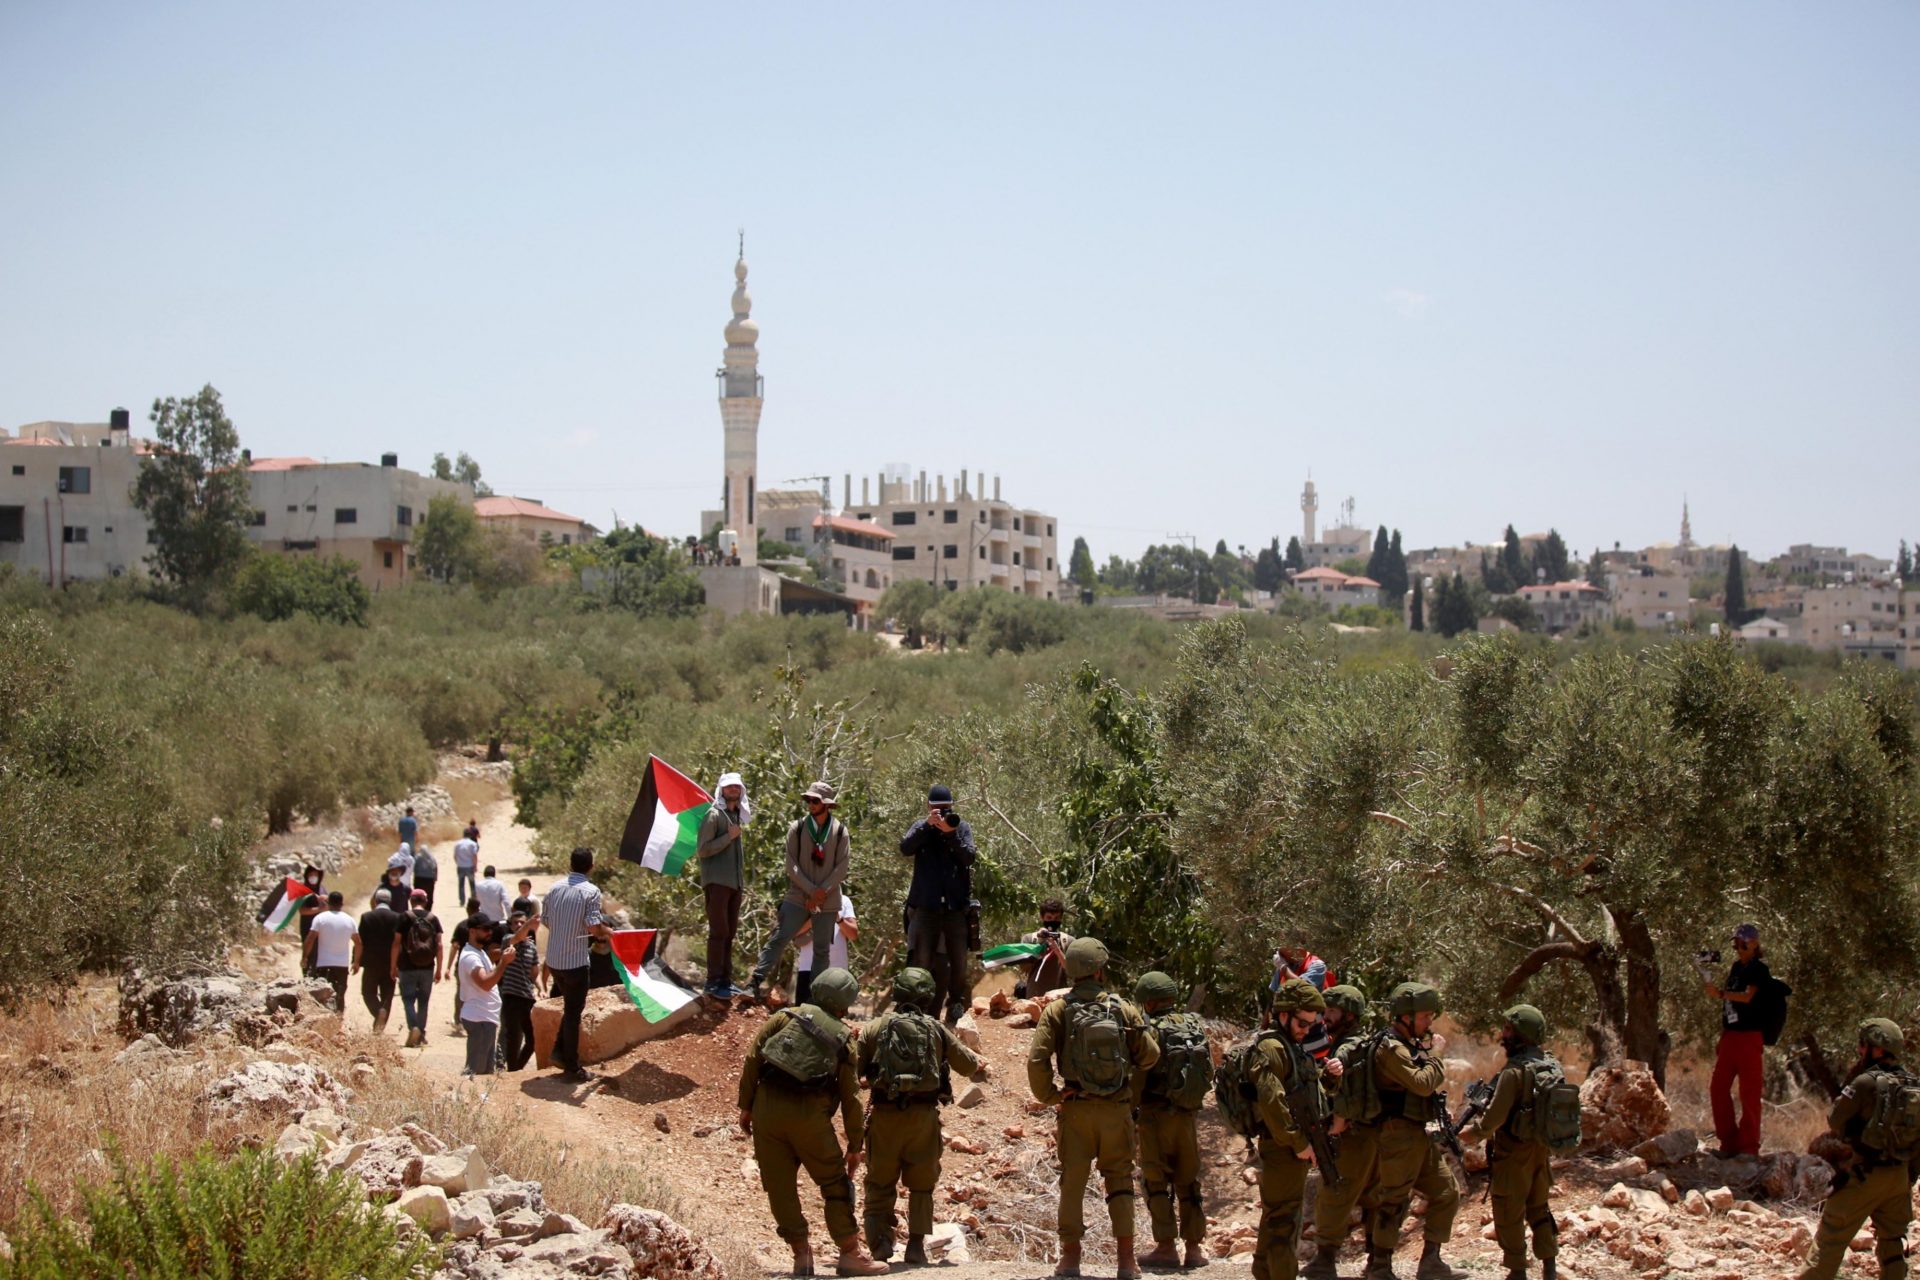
[1301,478,1318,546]
[718,237,762,566]
[1678,498,1693,556]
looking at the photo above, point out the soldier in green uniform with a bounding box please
[1456,1005,1562,1280]
[857,967,983,1264]
[1133,970,1211,1270]
[737,967,890,1277]
[1028,937,1161,1279]
[1305,984,1379,1279]
[1250,978,1337,1280]
[1363,982,1465,1280]
[1799,1018,1920,1280]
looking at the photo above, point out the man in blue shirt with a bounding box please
[397,805,418,850]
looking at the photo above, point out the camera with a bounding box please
[1697,948,1721,965]
[935,807,961,826]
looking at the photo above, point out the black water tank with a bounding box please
[381,453,398,468]
[109,408,130,431]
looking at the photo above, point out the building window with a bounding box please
[335,508,357,524]
[62,525,88,544]
[0,506,23,542]
[304,504,316,512]
[1046,557,1054,570]
[784,526,803,543]
[561,534,572,546]
[944,545,958,559]
[1014,517,1022,532]
[383,550,394,569]
[944,509,957,523]
[892,546,916,561]
[287,505,298,512]
[9,465,22,476]
[57,465,90,494]
[892,511,917,527]
[1013,552,1021,566]
[1047,523,1054,537]
[397,505,413,526]
[249,510,266,527]
[978,546,985,558]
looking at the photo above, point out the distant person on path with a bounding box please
[387,844,416,896]
[396,888,444,1048]
[456,913,524,1077]
[464,814,481,843]
[1705,923,1771,1157]
[497,908,544,1071]
[454,832,481,906]
[357,887,404,1033]
[378,862,410,912]
[697,771,751,998]
[397,805,418,851]
[900,785,976,1024]
[747,782,850,1004]
[302,891,357,1016]
[476,866,510,924]
[513,879,538,920]
[543,846,609,1083]
[1017,898,1075,998]
[793,891,857,1008]
[296,865,326,974]
[410,844,439,911]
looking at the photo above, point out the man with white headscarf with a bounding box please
[697,771,752,997]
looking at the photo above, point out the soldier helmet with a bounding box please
[1133,971,1180,1006]
[1860,1018,1905,1054]
[809,967,859,1018]
[1271,977,1327,1014]
[1323,985,1368,1018]
[1502,1004,1548,1046]
[1064,937,1110,980]
[891,966,936,1011]
[1388,982,1442,1018]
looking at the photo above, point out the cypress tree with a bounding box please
[1367,526,1391,586]
[1724,545,1748,624]
[1386,529,1409,603]
[1501,525,1527,588]
[1410,575,1425,631]
[1284,536,1305,573]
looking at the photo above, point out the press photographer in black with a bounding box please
[900,783,976,1025]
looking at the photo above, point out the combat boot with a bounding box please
[833,1236,888,1276]
[790,1241,814,1277]
[1116,1236,1141,1280]
[902,1236,927,1265]
[1138,1241,1181,1270]
[1181,1240,1209,1270]
[1415,1242,1467,1280]
[1363,1248,1400,1280]
[1541,1264,1557,1280]
[1302,1244,1342,1279]
[1054,1242,1083,1278]
[866,1227,893,1263]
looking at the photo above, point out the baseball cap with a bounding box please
[1732,923,1759,942]
[410,889,429,904]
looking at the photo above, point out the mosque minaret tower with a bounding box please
[718,238,763,566]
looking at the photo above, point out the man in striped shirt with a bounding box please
[542,846,609,1082]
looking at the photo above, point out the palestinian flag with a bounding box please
[618,756,713,875]
[981,941,1047,971]
[261,876,315,934]
[607,929,699,1023]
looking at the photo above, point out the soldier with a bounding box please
[1028,937,1161,1279]
[1456,1005,1564,1280]
[1363,983,1465,1280]
[1798,1018,1920,1280]
[1133,971,1212,1270]
[737,967,889,1277]
[1305,985,1380,1279]
[1248,978,1340,1280]
[858,967,984,1264]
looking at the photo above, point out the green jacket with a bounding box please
[696,803,746,890]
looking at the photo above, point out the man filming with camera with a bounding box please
[1701,923,1772,1158]
[900,784,976,1026]
[1016,898,1075,998]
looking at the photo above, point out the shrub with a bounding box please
[229,553,371,626]
[0,1146,438,1279]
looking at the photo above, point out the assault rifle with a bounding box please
[1429,1078,1496,1161]
[1282,1061,1345,1190]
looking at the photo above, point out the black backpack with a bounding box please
[1755,975,1792,1046]
[402,911,440,969]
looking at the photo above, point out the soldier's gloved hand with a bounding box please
[738,1107,754,1137]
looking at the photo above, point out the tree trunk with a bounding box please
[266,802,294,836]
[1794,1032,1844,1101]
[1499,937,1631,1069]
[1607,904,1670,1086]
[486,735,504,763]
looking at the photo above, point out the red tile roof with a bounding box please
[474,495,586,524]
[814,513,896,540]
[1519,580,1603,596]
[246,456,322,471]
[1292,566,1349,581]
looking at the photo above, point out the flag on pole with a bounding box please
[981,941,1047,970]
[618,756,714,875]
[606,929,699,1023]
[261,876,316,934]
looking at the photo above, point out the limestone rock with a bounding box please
[601,1203,728,1280]
[419,1146,491,1196]
[401,1121,446,1153]
[117,968,258,1047]
[653,1111,671,1134]
[483,1179,546,1215]
[450,1192,496,1240]
[537,1210,591,1239]
[1632,1127,1699,1167]
[299,1107,345,1141]
[1683,1189,1709,1217]
[395,1184,452,1236]
[927,1221,970,1264]
[1006,1012,1036,1029]
[498,1206,549,1238]
[529,986,695,1068]
[273,1123,322,1163]
[1705,1185,1735,1213]
[345,1134,427,1198]
[951,1014,982,1053]
[203,1060,350,1119]
[263,976,336,1015]
[519,1228,636,1275]
[957,1082,987,1109]
[1579,1060,1671,1150]
[989,992,1012,1018]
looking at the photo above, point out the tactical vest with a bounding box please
[1372,1030,1436,1123]
[1859,1067,1920,1163]
[1142,1010,1213,1111]
[760,1006,851,1092]
[865,1009,949,1103]
[1060,993,1134,1098]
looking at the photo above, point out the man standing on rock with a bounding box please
[900,784,976,1025]
[1362,983,1465,1280]
[737,966,889,1277]
[356,887,404,1033]
[1306,985,1380,1279]
[1132,971,1210,1270]
[858,966,983,1264]
[543,846,609,1083]
[1798,1018,1919,1280]
[1455,1006,1567,1280]
[748,782,849,1005]
[1027,937,1160,1280]
[697,771,750,998]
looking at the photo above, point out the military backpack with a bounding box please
[1061,993,1133,1098]
[1214,1030,1278,1139]
[760,1008,850,1091]
[1860,1068,1920,1162]
[866,1009,949,1101]
[1508,1056,1583,1153]
[1330,1030,1389,1125]
[1144,1011,1214,1111]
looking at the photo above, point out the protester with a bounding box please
[454,830,481,908]
[476,865,510,924]
[900,784,976,1024]
[747,782,850,1004]
[1705,923,1771,1157]
[456,914,518,1077]
[411,843,439,911]
[357,887,404,1032]
[464,814,481,843]
[446,898,488,1036]
[514,879,538,918]
[398,805,418,851]
[542,846,609,1082]
[396,888,444,1047]
[793,891,857,1007]
[1270,943,1332,992]
[296,865,326,975]
[497,908,543,1071]
[1017,898,1075,998]
[302,891,357,1016]
[377,862,410,913]
[697,771,751,998]
[387,844,416,895]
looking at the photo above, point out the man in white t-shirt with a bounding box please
[302,890,359,1016]
[475,866,510,924]
[456,914,533,1077]
[793,892,857,1007]
[454,836,481,908]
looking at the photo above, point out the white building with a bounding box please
[1518,580,1610,634]
[840,469,1061,600]
[1291,565,1382,607]
[0,412,152,585]
[1609,566,1692,629]
[1802,580,1903,652]
[246,454,472,590]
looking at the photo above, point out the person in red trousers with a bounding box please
[1704,923,1770,1157]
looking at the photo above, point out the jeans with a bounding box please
[456,868,476,906]
[551,965,592,1071]
[499,993,537,1070]
[704,883,742,990]
[751,899,838,989]
[315,965,349,1014]
[397,969,434,1031]
[360,968,396,1025]
[907,907,971,1018]
[462,1019,498,1075]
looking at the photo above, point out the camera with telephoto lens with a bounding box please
[1697,948,1721,965]
[937,808,961,827]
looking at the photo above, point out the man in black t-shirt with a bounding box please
[396,888,444,1048]
[1703,923,1771,1156]
[357,888,405,1033]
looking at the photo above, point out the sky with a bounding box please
[3,4,1916,564]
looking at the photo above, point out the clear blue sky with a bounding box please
[4,4,1915,563]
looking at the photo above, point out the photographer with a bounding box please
[900,784,976,1025]
[1016,898,1075,997]
[1701,923,1770,1157]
